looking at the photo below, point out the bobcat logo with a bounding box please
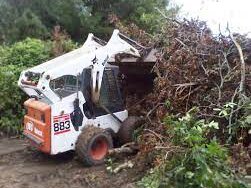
[26,121,34,132]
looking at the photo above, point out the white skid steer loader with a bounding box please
[18,30,146,166]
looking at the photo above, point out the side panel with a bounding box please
[86,111,128,133]
[50,97,128,154]
[50,98,75,155]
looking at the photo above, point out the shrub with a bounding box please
[1,38,50,67]
[0,65,25,134]
[0,38,50,134]
[0,37,77,135]
[138,109,248,188]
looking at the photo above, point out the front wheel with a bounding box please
[76,125,113,166]
[117,116,143,145]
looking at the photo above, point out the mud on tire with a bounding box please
[117,116,143,145]
[76,125,113,166]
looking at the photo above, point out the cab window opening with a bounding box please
[49,75,81,98]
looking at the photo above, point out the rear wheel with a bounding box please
[76,125,113,166]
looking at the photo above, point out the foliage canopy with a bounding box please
[0,0,173,43]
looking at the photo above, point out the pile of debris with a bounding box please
[151,20,251,118]
[112,17,251,144]
[107,16,251,178]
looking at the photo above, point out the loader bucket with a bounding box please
[109,48,157,96]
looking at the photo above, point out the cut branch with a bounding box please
[228,28,246,95]
[113,160,134,173]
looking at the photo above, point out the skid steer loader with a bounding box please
[18,30,155,166]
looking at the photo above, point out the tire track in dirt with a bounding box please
[0,138,141,188]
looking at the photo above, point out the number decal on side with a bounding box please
[53,115,71,135]
[53,121,70,132]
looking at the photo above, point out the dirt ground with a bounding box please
[0,138,144,188]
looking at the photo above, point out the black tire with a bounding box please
[76,125,113,166]
[117,116,143,145]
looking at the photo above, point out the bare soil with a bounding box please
[0,138,144,188]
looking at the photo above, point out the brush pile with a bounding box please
[109,16,251,184]
[110,15,251,143]
[124,19,251,142]
[150,20,251,118]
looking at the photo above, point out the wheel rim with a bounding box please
[90,137,109,160]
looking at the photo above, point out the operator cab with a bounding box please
[48,65,124,118]
[81,65,124,119]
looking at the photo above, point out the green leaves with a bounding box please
[205,121,219,130]
[165,110,219,147]
[244,115,251,124]
[140,112,248,188]
[0,38,53,134]
[2,38,50,67]
[213,102,237,118]
[0,65,25,134]
[0,0,176,44]
[0,37,77,135]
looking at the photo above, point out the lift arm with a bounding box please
[90,30,140,103]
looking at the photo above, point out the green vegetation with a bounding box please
[213,101,251,143]
[0,38,49,134]
[138,109,248,188]
[1,38,50,66]
[0,65,24,134]
[0,0,172,43]
[0,37,77,134]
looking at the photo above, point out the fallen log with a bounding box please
[108,142,139,156]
